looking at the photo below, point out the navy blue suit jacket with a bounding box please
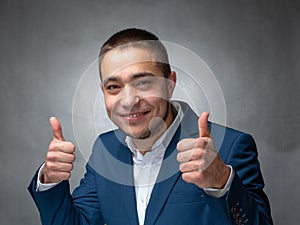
[28,102,273,225]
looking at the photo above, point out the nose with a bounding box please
[119,86,140,109]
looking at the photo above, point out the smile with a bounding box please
[118,111,150,122]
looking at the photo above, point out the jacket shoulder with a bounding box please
[209,122,256,161]
[92,129,125,154]
[210,122,254,143]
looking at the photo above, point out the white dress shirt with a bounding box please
[37,101,234,225]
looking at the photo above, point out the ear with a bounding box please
[167,71,176,98]
[99,82,104,93]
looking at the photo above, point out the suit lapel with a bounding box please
[144,172,181,225]
[120,185,139,225]
[117,137,139,225]
[144,120,196,225]
[143,126,180,225]
[144,102,200,225]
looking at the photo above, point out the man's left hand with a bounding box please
[176,112,230,189]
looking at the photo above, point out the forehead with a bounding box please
[100,47,162,80]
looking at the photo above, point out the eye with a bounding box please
[104,84,121,94]
[106,85,120,90]
[135,79,153,88]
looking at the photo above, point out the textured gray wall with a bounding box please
[1,0,299,224]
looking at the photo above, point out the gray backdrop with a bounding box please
[1,0,299,224]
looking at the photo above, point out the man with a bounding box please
[28,28,273,225]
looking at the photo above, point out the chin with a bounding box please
[124,128,151,139]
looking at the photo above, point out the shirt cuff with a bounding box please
[203,165,234,198]
[36,163,61,191]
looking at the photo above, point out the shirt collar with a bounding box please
[125,101,183,159]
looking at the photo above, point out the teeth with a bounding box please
[129,113,142,118]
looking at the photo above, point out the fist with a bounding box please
[42,117,76,183]
[176,112,230,189]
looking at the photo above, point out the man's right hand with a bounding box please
[41,117,76,184]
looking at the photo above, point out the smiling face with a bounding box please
[100,47,176,143]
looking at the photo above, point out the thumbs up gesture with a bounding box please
[177,112,230,189]
[41,117,76,184]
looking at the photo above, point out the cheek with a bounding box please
[103,95,115,114]
[144,96,168,112]
[141,84,169,100]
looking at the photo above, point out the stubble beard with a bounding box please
[134,101,170,140]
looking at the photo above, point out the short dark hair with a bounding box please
[98,28,171,79]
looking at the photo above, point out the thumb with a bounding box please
[199,112,210,138]
[49,116,65,141]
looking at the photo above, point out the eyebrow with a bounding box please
[102,72,155,87]
[102,77,119,87]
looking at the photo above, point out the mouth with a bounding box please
[118,111,151,123]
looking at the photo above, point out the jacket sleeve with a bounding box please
[204,133,273,225]
[28,164,105,225]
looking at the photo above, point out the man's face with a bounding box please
[100,47,176,139]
